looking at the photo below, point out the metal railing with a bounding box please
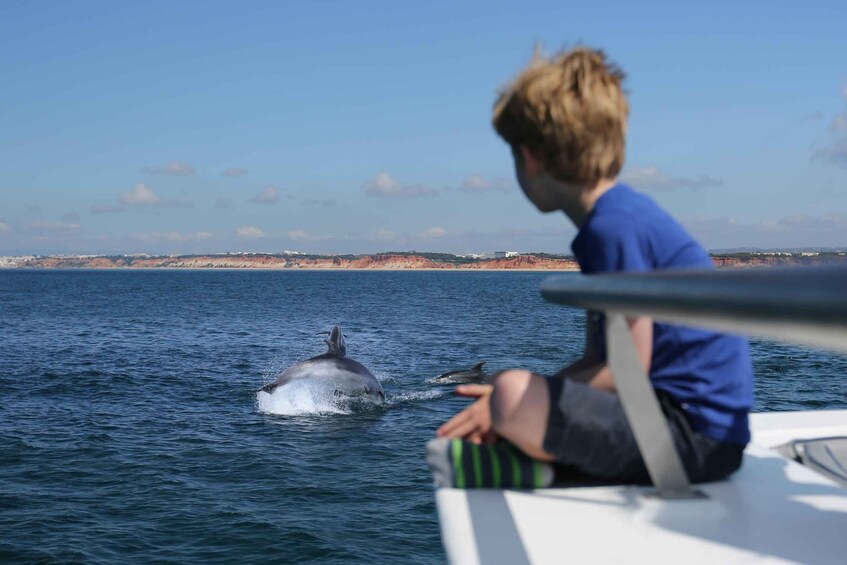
[540,265,847,498]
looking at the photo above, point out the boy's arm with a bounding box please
[552,315,652,392]
[435,317,652,443]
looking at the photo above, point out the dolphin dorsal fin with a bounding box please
[324,325,347,356]
[472,361,486,371]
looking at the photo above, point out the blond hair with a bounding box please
[492,47,628,186]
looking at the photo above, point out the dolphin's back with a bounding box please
[434,362,487,384]
[260,353,383,398]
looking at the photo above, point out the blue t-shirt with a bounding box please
[571,184,753,445]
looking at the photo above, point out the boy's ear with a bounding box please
[519,146,542,179]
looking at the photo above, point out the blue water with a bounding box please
[1,270,845,563]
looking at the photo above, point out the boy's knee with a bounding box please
[489,370,534,432]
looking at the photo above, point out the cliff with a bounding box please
[710,253,847,268]
[5,252,846,270]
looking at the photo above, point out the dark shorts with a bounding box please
[542,378,745,485]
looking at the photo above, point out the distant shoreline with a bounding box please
[2,251,845,271]
[1,267,574,273]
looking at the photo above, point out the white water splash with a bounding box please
[386,389,446,405]
[256,380,351,416]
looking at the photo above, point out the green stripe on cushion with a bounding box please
[451,439,465,489]
[504,446,521,488]
[487,445,501,488]
[472,444,483,488]
[533,460,544,489]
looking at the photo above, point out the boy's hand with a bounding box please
[436,384,498,445]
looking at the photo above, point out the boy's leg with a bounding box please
[488,370,556,462]
[429,370,745,488]
[426,369,557,489]
[493,370,652,482]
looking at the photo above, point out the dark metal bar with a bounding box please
[541,266,847,353]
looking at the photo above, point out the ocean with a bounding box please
[1,270,845,563]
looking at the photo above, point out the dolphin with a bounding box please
[432,361,487,384]
[259,325,385,404]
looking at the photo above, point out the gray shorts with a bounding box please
[542,377,744,484]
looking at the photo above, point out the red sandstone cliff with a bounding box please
[8,253,845,270]
[13,253,578,270]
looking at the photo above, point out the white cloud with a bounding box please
[812,138,847,168]
[776,212,847,231]
[236,226,266,239]
[362,172,437,198]
[221,167,248,177]
[302,198,336,207]
[683,213,847,248]
[372,229,395,241]
[831,114,847,132]
[27,221,80,236]
[135,231,213,243]
[286,230,333,242]
[621,166,723,191]
[811,183,847,204]
[0,221,11,235]
[164,199,194,208]
[812,83,847,167]
[141,161,196,176]
[421,226,446,238]
[250,185,279,204]
[830,84,847,132]
[458,174,514,193]
[121,183,161,206]
[91,204,125,214]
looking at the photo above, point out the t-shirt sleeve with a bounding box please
[578,215,652,274]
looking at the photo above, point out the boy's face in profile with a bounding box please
[512,146,562,214]
[493,49,628,221]
[511,147,531,199]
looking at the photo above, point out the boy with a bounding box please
[428,47,752,488]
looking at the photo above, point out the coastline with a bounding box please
[0,266,583,272]
[1,251,845,271]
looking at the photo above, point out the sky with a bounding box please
[1,0,845,256]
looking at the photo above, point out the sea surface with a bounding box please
[1,270,845,563]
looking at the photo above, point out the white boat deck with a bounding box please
[435,410,847,564]
[751,410,847,448]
